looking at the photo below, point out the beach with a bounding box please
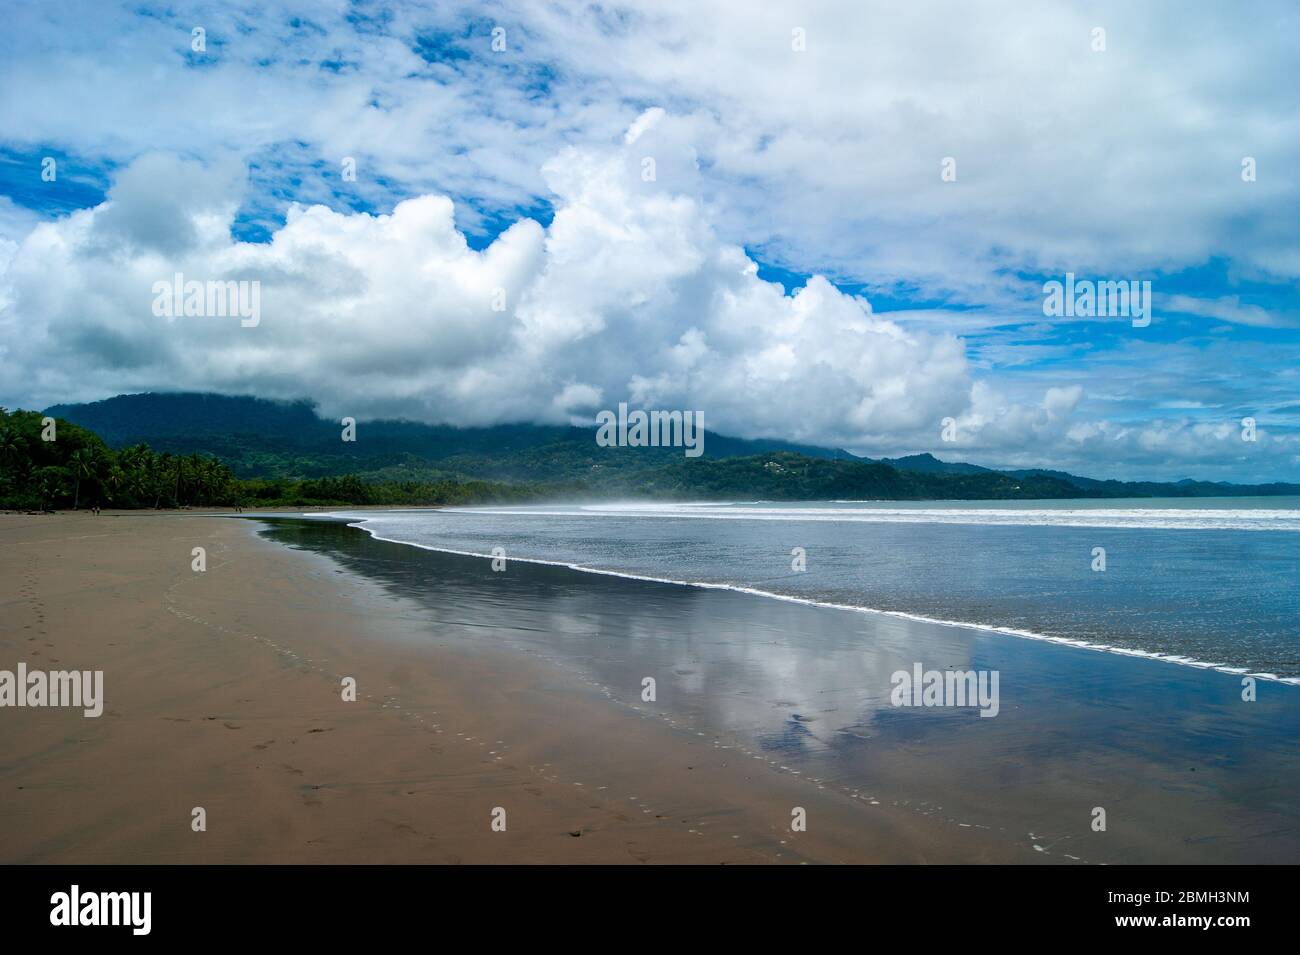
[0,511,1024,863]
[1,510,1296,864]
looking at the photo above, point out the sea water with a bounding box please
[319,497,1300,681]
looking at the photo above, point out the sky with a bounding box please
[0,0,1298,482]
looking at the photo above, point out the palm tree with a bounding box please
[68,448,99,510]
[198,456,222,505]
[120,444,147,473]
[185,453,204,505]
[153,452,173,509]
[13,460,34,497]
[0,427,20,466]
[117,445,146,503]
[33,466,69,512]
[105,464,127,504]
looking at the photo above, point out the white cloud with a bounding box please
[1164,294,1296,329]
[6,0,1299,300]
[4,127,1294,481]
[0,136,979,448]
[2,2,1297,480]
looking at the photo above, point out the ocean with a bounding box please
[317,497,1300,682]
[258,502,1300,863]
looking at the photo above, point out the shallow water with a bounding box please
[260,515,1300,864]
[317,498,1300,681]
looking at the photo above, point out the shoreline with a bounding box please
[1,511,1036,863]
[4,510,1297,863]
[258,515,1300,864]
[324,511,1300,686]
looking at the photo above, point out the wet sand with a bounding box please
[263,515,1300,864]
[0,512,1039,863]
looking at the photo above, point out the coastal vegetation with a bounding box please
[6,397,1297,511]
[0,408,546,510]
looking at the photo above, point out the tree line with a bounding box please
[1,408,242,510]
[0,408,552,511]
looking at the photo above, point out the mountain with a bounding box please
[43,392,1300,498]
[43,392,856,482]
[1003,467,1300,498]
[872,452,994,476]
[624,452,1087,500]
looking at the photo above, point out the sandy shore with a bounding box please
[0,511,1034,863]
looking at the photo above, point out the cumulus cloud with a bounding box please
[0,128,979,447]
[2,2,1296,480]
[6,1,1300,302]
[4,116,1298,481]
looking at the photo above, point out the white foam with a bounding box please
[435,502,1300,532]
[315,513,1300,687]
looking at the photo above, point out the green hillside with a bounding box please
[14,392,1299,508]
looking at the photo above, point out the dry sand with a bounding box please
[0,511,1029,863]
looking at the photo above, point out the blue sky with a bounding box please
[1,0,1297,481]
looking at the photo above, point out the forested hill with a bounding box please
[38,392,1300,499]
[44,392,855,481]
[0,405,1096,509]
